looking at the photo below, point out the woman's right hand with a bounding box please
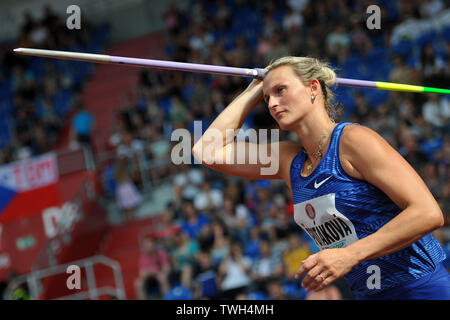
[243,78,264,106]
[245,64,269,93]
[245,78,263,91]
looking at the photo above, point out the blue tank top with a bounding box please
[290,122,446,296]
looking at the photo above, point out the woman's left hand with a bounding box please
[294,248,359,292]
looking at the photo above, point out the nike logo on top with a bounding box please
[314,176,332,189]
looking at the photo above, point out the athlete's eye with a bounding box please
[277,86,286,94]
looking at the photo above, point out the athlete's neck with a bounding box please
[293,112,336,159]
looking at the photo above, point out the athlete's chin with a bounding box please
[277,119,294,131]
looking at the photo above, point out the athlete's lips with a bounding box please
[274,110,285,118]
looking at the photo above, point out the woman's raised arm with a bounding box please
[192,79,301,184]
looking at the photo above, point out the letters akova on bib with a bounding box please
[294,193,359,250]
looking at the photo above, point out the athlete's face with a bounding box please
[263,65,312,130]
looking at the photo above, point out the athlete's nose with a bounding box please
[268,96,279,110]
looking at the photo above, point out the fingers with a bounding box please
[301,265,322,289]
[294,254,317,280]
[294,253,336,292]
[315,277,333,292]
[245,78,263,96]
[307,271,330,292]
[250,78,263,85]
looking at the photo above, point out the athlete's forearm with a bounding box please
[346,205,443,264]
[192,82,262,158]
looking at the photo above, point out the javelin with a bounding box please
[14,47,450,94]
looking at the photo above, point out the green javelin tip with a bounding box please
[423,86,450,94]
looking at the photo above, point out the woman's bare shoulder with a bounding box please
[339,124,400,180]
[339,124,385,180]
[340,124,387,152]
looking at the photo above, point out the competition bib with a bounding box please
[294,193,359,250]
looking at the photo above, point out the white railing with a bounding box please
[3,255,126,300]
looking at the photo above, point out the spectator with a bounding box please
[197,222,215,252]
[116,130,146,186]
[170,231,199,289]
[39,98,61,143]
[173,164,204,200]
[209,219,231,267]
[266,280,296,300]
[397,126,429,169]
[262,33,290,65]
[352,92,371,123]
[193,250,219,299]
[398,97,418,128]
[389,55,416,85]
[326,24,350,58]
[283,233,311,279]
[220,195,251,244]
[418,43,445,80]
[169,95,192,128]
[218,242,252,299]
[164,3,183,38]
[180,199,210,240]
[367,104,398,144]
[265,221,290,263]
[71,101,95,150]
[254,182,273,223]
[244,225,263,261]
[250,240,284,290]
[421,162,443,198]
[115,157,143,221]
[31,124,51,155]
[420,0,445,18]
[282,7,304,32]
[422,93,450,129]
[287,0,309,13]
[135,236,171,299]
[193,178,223,213]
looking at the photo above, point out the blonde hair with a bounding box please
[266,56,339,120]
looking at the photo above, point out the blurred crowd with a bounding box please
[1,0,449,300]
[110,0,450,300]
[0,6,108,164]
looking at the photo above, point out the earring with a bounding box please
[311,95,315,103]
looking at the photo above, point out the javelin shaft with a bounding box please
[14,47,267,78]
[13,48,450,94]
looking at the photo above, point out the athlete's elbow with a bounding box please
[426,207,444,230]
[432,209,445,229]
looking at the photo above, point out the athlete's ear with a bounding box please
[310,79,320,98]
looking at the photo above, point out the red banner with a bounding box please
[0,153,60,224]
